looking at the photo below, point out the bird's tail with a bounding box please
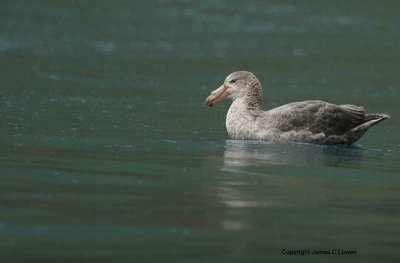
[347,113,390,144]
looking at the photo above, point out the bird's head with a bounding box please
[205,71,263,109]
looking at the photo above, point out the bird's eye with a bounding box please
[229,79,237,83]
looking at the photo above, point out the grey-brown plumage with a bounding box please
[205,71,390,145]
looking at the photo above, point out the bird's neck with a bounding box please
[244,95,263,111]
[228,98,263,117]
[244,81,263,111]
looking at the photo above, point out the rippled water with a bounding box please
[1,1,399,262]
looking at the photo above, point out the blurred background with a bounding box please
[0,1,399,262]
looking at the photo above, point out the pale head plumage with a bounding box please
[205,71,263,110]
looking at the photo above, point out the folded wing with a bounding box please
[270,100,366,136]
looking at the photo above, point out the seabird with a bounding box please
[205,71,389,144]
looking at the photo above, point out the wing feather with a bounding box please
[271,101,366,136]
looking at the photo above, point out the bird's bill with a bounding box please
[205,84,229,107]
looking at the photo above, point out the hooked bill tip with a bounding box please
[205,96,214,107]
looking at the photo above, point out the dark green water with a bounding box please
[1,1,399,262]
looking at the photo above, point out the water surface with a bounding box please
[0,1,399,262]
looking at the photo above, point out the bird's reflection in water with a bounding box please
[214,140,364,232]
[222,139,363,170]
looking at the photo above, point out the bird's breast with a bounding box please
[226,100,260,140]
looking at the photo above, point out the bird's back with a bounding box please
[260,100,389,144]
